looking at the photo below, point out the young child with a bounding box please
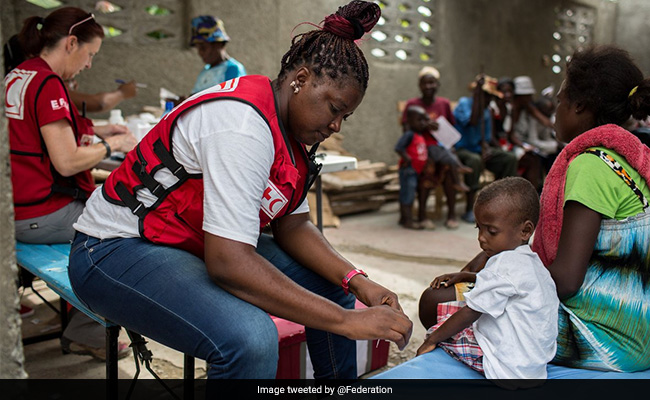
[395,105,429,229]
[417,177,559,380]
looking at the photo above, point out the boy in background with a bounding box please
[395,105,429,229]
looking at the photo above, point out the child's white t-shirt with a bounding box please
[464,244,559,380]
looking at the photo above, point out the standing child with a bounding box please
[417,177,559,380]
[395,105,429,229]
[402,67,471,229]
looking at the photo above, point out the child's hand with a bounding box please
[403,155,412,167]
[427,120,439,131]
[430,272,475,289]
[416,336,438,356]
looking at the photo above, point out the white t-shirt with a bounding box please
[74,98,309,248]
[464,244,559,380]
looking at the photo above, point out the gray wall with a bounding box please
[615,0,650,75]
[0,14,27,379]
[2,0,647,165]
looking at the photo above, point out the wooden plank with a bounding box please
[329,188,397,202]
[330,198,385,216]
[307,192,340,228]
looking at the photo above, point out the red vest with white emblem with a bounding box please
[6,58,96,220]
[102,75,318,259]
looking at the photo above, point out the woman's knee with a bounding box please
[205,315,279,378]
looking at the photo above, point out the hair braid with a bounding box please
[278,0,380,91]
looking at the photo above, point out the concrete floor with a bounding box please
[19,199,480,380]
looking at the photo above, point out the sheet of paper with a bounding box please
[433,116,462,149]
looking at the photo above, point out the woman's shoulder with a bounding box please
[570,147,633,174]
[567,147,649,219]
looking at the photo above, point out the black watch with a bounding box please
[100,139,111,159]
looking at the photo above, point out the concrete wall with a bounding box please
[2,0,646,165]
[615,0,650,75]
[0,15,27,379]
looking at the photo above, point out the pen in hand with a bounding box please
[115,79,147,88]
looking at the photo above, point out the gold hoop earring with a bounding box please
[290,81,300,94]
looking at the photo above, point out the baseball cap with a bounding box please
[514,76,536,95]
[190,15,230,45]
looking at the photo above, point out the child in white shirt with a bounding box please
[417,177,559,381]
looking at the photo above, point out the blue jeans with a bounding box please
[68,232,357,379]
[399,166,418,205]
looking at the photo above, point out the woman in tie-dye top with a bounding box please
[532,45,650,372]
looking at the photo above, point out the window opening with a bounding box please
[370,0,436,63]
[25,0,62,8]
[549,5,595,74]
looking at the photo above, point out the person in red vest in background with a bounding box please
[5,7,136,360]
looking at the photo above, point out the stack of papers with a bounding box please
[433,116,462,149]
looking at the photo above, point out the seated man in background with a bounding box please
[454,75,518,224]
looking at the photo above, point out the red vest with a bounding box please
[399,131,428,173]
[6,59,96,219]
[102,76,319,259]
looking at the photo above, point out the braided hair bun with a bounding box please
[279,0,381,91]
[322,0,381,41]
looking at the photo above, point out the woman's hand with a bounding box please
[430,271,476,289]
[95,124,137,153]
[94,123,129,138]
[117,80,137,99]
[340,305,413,351]
[106,131,137,153]
[345,277,412,350]
[349,276,402,312]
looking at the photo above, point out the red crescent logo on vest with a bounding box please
[261,180,288,219]
[5,76,22,108]
[5,69,37,120]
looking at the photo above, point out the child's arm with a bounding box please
[395,131,414,166]
[525,101,553,128]
[416,306,482,356]
[430,271,476,289]
[463,251,489,273]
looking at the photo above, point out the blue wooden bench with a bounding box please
[371,347,650,380]
[16,241,195,400]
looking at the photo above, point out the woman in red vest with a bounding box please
[6,7,136,360]
[6,7,136,242]
[68,1,412,379]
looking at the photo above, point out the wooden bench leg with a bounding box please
[184,355,195,400]
[107,325,120,400]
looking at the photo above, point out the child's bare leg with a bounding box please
[451,167,470,193]
[457,163,473,174]
[418,285,456,329]
[417,184,432,224]
[442,171,459,229]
